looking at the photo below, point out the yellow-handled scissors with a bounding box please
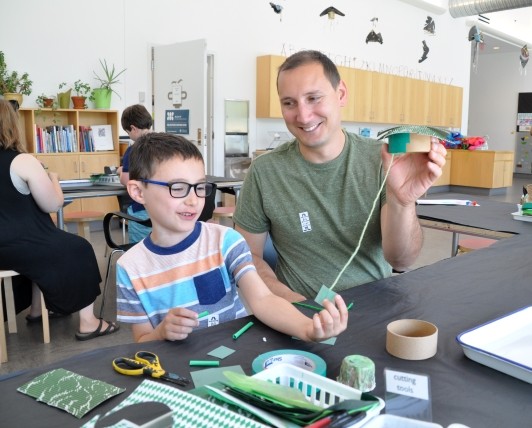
[112,351,190,387]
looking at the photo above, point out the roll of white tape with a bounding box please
[252,350,327,376]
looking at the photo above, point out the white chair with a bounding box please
[0,271,49,364]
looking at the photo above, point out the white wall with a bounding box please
[2,0,477,175]
[468,51,532,152]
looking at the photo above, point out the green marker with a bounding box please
[189,360,220,367]
[232,321,254,340]
[197,310,209,319]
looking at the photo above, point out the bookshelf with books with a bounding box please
[17,108,120,213]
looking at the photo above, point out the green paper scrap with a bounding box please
[17,368,125,419]
[208,345,236,359]
[291,336,337,345]
[314,285,338,306]
[190,365,245,389]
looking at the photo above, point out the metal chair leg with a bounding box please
[99,248,124,319]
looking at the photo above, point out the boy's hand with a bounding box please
[306,295,348,342]
[156,307,200,341]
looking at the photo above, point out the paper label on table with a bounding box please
[384,369,429,400]
[384,368,432,422]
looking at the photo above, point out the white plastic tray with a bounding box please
[253,363,385,427]
[456,306,532,384]
[511,211,532,223]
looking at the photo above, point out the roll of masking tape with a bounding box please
[252,350,327,376]
[386,319,438,360]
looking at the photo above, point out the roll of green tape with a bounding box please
[251,349,327,376]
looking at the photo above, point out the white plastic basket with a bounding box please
[252,363,385,425]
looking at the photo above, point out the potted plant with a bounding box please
[92,59,126,109]
[57,82,71,109]
[0,51,33,105]
[36,93,56,109]
[71,79,92,109]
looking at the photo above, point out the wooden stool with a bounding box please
[0,271,50,364]
[457,237,497,254]
[211,206,235,226]
[63,210,105,243]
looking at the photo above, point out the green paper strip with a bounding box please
[232,321,254,340]
[197,310,209,319]
[190,360,220,367]
[293,302,323,311]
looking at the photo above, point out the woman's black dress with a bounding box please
[0,150,101,314]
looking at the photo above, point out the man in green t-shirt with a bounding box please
[233,50,447,301]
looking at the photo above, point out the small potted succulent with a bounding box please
[36,93,56,108]
[0,50,33,105]
[71,79,92,109]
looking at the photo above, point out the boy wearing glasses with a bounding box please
[116,132,348,343]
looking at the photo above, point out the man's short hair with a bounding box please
[277,50,341,90]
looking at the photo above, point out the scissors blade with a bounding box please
[162,371,190,386]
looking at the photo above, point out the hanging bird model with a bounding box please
[366,17,383,44]
[424,16,435,35]
[269,2,282,14]
[269,2,283,22]
[320,6,345,20]
[520,44,529,74]
[418,40,429,63]
[469,26,484,71]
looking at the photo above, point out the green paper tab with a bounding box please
[190,360,220,367]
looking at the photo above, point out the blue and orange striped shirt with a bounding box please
[116,222,253,328]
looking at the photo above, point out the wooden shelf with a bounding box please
[17,108,120,213]
[256,55,463,128]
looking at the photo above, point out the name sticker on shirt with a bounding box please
[299,211,312,232]
[207,314,219,327]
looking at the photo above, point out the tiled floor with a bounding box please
[1,175,529,376]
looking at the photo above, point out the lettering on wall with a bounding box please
[280,43,454,85]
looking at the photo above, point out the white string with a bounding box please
[329,154,395,291]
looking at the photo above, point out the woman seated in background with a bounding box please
[0,99,119,341]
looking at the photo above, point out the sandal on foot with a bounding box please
[75,319,119,341]
[26,311,69,323]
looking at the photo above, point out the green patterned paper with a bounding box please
[377,125,452,142]
[17,368,125,419]
[83,379,269,428]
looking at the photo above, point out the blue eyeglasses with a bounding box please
[140,179,214,199]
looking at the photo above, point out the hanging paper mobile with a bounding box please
[520,44,529,75]
[469,25,484,72]
[366,17,383,44]
[418,40,429,63]
[423,16,435,35]
[319,6,345,20]
[269,2,283,21]
[269,2,282,14]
